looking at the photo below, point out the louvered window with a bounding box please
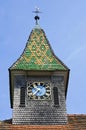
[53,87,59,106]
[20,87,25,107]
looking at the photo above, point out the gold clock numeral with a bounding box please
[31,95,36,99]
[28,85,33,89]
[33,83,37,88]
[38,96,41,100]
[46,89,50,93]
[43,95,46,99]
[46,93,50,96]
[38,82,40,86]
[28,89,32,93]
[33,96,36,99]
[28,92,33,96]
[46,85,50,88]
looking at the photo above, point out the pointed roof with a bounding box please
[10,27,68,71]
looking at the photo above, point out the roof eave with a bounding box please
[65,69,70,98]
[8,68,13,108]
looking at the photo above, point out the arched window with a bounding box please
[20,87,25,107]
[53,87,59,106]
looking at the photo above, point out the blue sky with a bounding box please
[0,0,86,120]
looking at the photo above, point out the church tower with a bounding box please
[9,9,69,125]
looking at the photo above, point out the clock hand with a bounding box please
[33,88,40,95]
[33,85,40,91]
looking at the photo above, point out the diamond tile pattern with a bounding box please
[10,28,66,70]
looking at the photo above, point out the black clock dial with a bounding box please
[27,82,51,100]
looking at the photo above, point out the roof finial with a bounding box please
[33,7,41,25]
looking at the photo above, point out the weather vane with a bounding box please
[33,7,42,25]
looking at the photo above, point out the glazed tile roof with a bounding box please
[10,28,67,71]
[0,115,86,130]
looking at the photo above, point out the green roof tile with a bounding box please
[10,28,67,71]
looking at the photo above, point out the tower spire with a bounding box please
[33,7,41,25]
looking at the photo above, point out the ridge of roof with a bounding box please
[9,28,68,71]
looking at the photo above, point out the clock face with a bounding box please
[27,82,51,100]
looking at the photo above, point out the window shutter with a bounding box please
[53,87,59,106]
[20,87,25,107]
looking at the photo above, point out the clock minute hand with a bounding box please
[33,88,40,95]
